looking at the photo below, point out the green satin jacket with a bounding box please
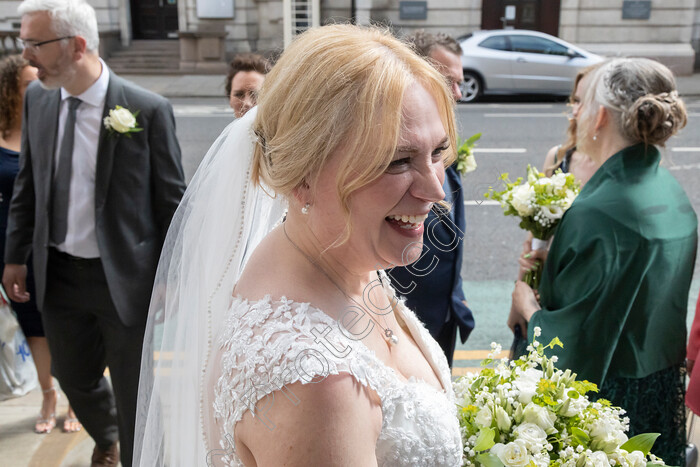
[529,143,698,385]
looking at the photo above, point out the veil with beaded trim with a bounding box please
[133,107,287,466]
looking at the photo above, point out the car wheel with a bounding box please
[460,72,481,103]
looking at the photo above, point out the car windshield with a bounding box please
[479,35,509,51]
[510,35,569,55]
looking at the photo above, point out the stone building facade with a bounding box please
[1,0,698,75]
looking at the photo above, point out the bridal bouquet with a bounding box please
[485,166,580,288]
[453,329,664,467]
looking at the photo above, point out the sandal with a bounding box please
[63,405,82,433]
[35,387,57,434]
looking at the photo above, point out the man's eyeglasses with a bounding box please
[18,36,75,52]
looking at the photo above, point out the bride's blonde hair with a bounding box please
[252,24,457,243]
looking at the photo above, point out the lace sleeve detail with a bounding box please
[211,296,388,460]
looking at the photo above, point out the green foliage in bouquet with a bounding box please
[453,329,665,467]
[456,133,482,175]
[484,166,580,242]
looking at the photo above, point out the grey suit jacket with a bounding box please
[5,70,186,327]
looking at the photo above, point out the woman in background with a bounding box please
[0,55,80,434]
[225,53,270,119]
[509,58,696,465]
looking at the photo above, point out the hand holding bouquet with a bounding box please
[485,166,580,289]
[453,329,664,467]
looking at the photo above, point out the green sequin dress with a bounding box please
[596,365,687,466]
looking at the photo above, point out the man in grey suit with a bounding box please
[3,1,186,465]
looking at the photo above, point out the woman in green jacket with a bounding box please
[509,58,696,466]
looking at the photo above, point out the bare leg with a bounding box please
[27,337,57,433]
[64,404,82,432]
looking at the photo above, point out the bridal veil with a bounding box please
[133,108,286,466]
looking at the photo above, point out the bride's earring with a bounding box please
[592,134,597,141]
[301,203,310,215]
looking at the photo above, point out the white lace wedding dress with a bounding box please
[210,279,463,466]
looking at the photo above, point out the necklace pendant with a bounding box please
[385,328,399,345]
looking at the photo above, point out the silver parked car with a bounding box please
[458,29,603,102]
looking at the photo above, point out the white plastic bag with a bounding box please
[0,285,38,400]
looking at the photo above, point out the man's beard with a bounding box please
[35,57,77,91]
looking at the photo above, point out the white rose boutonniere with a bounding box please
[456,132,481,175]
[103,105,143,136]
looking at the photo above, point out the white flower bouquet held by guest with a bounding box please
[485,167,580,288]
[135,24,465,466]
[514,64,600,310]
[453,328,665,467]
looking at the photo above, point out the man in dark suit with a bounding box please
[3,1,186,465]
[389,31,475,367]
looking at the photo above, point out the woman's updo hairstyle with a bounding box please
[251,24,456,235]
[585,58,687,146]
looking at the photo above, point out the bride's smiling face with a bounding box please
[307,82,447,271]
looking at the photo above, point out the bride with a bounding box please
[134,24,463,466]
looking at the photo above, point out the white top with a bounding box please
[211,279,463,466]
[54,59,110,258]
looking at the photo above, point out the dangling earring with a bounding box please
[592,134,598,141]
[301,203,310,214]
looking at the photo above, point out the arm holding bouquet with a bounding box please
[515,64,600,285]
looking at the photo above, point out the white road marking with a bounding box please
[173,105,233,116]
[668,163,700,171]
[474,148,527,153]
[671,147,700,152]
[464,200,501,206]
[458,103,555,109]
[483,113,567,118]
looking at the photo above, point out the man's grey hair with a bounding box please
[18,0,99,52]
[404,30,462,59]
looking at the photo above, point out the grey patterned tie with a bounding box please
[50,97,81,245]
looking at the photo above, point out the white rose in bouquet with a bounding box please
[550,172,568,191]
[512,423,547,452]
[492,441,531,467]
[522,402,556,433]
[510,184,535,217]
[587,450,611,467]
[626,450,649,467]
[475,406,493,428]
[590,418,628,453]
[514,367,542,404]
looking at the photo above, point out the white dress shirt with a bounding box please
[52,59,110,258]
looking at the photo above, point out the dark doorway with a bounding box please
[481,0,561,37]
[131,0,179,40]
